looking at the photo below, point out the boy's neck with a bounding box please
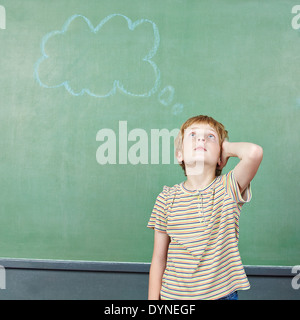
[184,167,216,190]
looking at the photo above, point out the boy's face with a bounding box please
[176,123,221,175]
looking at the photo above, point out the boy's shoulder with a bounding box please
[161,184,180,197]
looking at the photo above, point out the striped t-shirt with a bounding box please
[147,170,252,300]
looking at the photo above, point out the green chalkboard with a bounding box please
[0,0,299,266]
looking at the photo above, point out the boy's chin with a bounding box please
[185,163,205,176]
[185,160,219,176]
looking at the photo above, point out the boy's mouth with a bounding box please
[194,145,207,151]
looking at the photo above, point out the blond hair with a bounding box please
[175,115,228,176]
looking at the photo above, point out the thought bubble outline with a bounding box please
[34,14,161,98]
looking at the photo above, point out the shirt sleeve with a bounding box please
[147,187,168,233]
[223,170,252,205]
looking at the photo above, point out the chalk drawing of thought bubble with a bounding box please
[34,14,161,98]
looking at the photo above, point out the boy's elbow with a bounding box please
[249,144,263,162]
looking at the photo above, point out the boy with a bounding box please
[147,115,263,300]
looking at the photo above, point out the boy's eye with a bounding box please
[208,134,215,139]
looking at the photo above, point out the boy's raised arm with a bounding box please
[219,141,263,194]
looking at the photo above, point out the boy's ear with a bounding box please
[176,149,183,164]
